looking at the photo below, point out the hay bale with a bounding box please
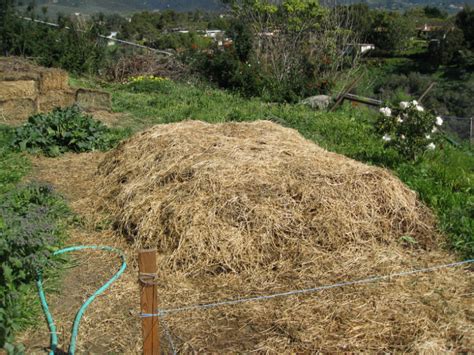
[0,80,37,100]
[0,71,40,82]
[37,89,76,113]
[39,68,69,93]
[0,99,36,122]
[76,88,111,111]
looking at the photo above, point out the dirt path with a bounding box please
[18,152,142,353]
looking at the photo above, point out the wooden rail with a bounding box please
[343,93,382,107]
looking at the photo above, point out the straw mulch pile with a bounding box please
[95,120,473,352]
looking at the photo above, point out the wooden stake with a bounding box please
[138,249,160,355]
[418,82,436,103]
[330,74,363,112]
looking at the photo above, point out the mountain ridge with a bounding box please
[35,0,474,15]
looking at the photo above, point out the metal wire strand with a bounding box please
[160,317,178,355]
[140,259,474,318]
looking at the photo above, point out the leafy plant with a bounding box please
[0,183,69,347]
[12,106,119,157]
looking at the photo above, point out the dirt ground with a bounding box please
[18,153,143,354]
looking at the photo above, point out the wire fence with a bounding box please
[441,116,473,145]
[142,258,474,353]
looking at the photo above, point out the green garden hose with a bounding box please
[36,245,127,355]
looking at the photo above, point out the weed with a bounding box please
[12,106,121,157]
[0,182,70,347]
[0,128,70,348]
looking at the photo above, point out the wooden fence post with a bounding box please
[418,82,435,103]
[138,249,160,355]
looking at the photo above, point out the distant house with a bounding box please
[417,23,452,39]
[344,43,375,57]
[205,30,224,39]
[359,44,375,54]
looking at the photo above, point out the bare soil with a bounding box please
[18,153,142,353]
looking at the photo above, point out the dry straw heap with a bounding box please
[95,120,473,352]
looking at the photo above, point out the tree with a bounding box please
[230,0,359,96]
[456,5,474,49]
[428,28,465,68]
[0,0,18,55]
[367,11,414,52]
[344,3,372,42]
[228,19,253,61]
[423,6,447,19]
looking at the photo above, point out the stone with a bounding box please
[300,95,331,110]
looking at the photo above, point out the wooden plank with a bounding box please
[343,93,382,107]
[138,249,160,355]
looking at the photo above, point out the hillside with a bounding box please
[34,0,225,15]
[2,70,473,352]
[32,0,474,15]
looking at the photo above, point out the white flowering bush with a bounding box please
[376,100,443,160]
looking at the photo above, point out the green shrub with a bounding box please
[12,106,119,157]
[376,100,443,160]
[0,183,69,347]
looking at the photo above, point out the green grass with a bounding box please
[0,126,30,195]
[103,79,473,258]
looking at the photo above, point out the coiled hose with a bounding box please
[37,245,127,355]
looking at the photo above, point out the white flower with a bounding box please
[400,101,409,109]
[411,100,418,106]
[436,116,443,126]
[416,105,424,112]
[379,107,392,117]
[427,142,436,150]
[425,134,431,139]
[432,127,438,133]
[382,134,392,142]
[397,116,403,123]
[401,134,406,140]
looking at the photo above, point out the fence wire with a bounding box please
[142,258,474,319]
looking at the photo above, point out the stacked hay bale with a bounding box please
[0,57,111,123]
[95,120,473,352]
